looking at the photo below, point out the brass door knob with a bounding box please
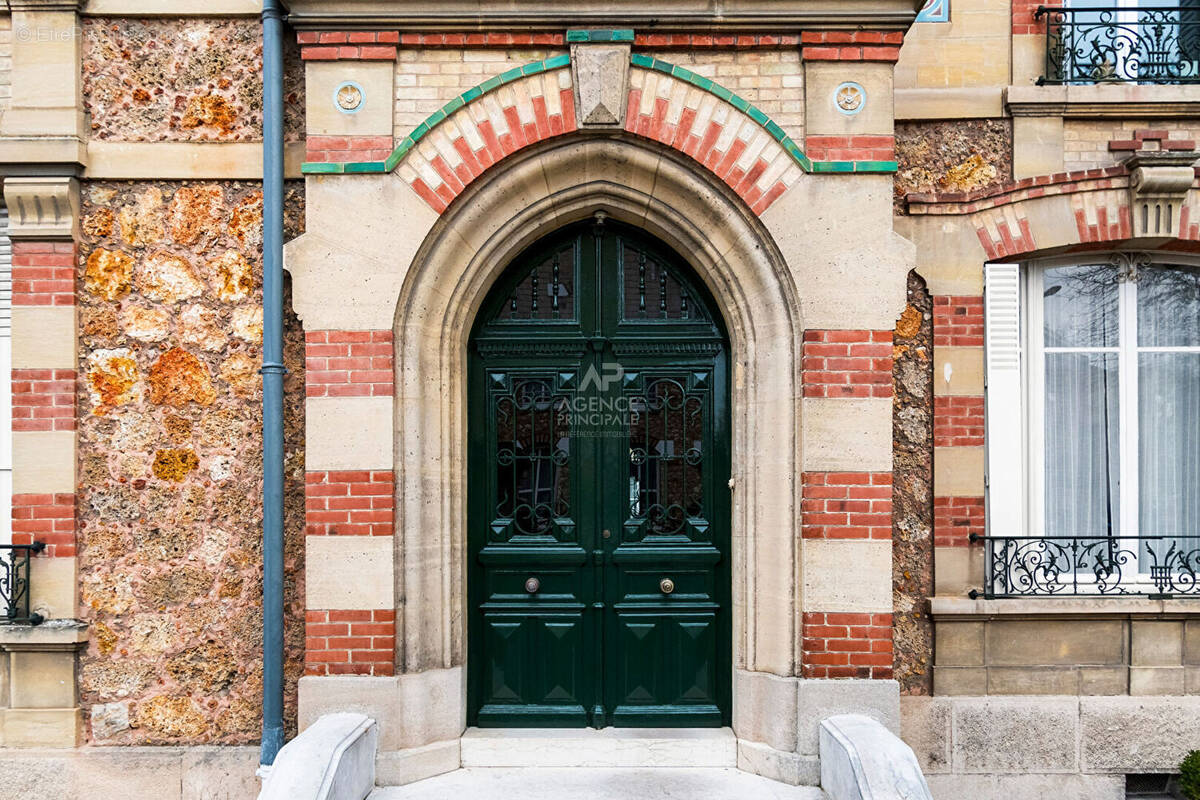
[659,578,675,595]
[525,577,540,594]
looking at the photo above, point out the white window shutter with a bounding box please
[984,263,1023,536]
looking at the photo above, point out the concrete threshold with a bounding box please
[459,726,738,768]
[369,767,828,800]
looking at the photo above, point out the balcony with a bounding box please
[1,542,45,624]
[1036,4,1200,85]
[971,533,1200,598]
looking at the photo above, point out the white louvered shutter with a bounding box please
[984,262,1023,536]
[0,207,11,545]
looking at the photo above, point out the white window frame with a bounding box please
[1015,253,1200,548]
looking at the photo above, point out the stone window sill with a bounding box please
[931,595,1200,619]
[1006,83,1200,117]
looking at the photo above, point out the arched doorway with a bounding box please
[467,219,731,728]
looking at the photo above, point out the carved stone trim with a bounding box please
[1124,152,1199,239]
[3,176,80,240]
[571,43,631,128]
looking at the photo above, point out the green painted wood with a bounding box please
[468,222,731,728]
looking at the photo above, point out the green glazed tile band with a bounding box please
[566,29,636,42]
[302,54,572,175]
[302,51,896,176]
[630,53,896,175]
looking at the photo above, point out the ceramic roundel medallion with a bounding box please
[833,82,866,116]
[334,81,364,113]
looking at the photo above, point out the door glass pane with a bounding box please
[494,377,571,536]
[496,242,576,322]
[1137,265,1200,346]
[1044,352,1121,536]
[628,377,704,536]
[621,243,705,321]
[1043,264,1120,347]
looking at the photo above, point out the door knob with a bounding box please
[659,578,675,595]
[525,577,540,594]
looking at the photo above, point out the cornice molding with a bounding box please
[1006,84,1200,118]
[284,0,919,30]
[7,1,85,11]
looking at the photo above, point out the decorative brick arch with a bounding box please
[302,54,895,216]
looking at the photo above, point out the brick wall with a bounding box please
[299,30,400,61]
[305,609,395,676]
[305,135,395,164]
[801,330,893,398]
[800,31,903,62]
[931,296,983,348]
[933,396,984,448]
[804,135,896,162]
[801,472,893,539]
[305,470,394,537]
[802,612,895,679]
[305,330,393,397]
[12,369,76,432]
[1012,0,1060,34]
[1064,120,1200,172]
[12,241,75,305]
[11,493,75,557]
[934,496,985,547]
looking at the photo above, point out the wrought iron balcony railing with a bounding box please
[1,542,45,624]
[1036,4,1200,85]
[971,533,1200,598]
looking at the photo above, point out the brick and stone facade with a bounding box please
[0,1,1198,798]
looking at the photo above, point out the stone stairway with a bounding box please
[369,729,828,800]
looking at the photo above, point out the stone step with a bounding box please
[458,727,738,768]
[369,768,828,800]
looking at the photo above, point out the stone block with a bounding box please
[932,347,983,397]
[1013,116,1065,179]
[801,539,893,614]
[305,396,394,471]
[932,446,983,497]
[933,666,986,696]
[1079,666,1128,696]
[11,307,76,370]
[9,651,75,708]
[1131,621,1184,667]
[305,535,394,610]
[299,676,402,751]
[395,667,465,749]
[1129,666,1185,696]
[995,774,1124,800]
[375,739,460,787]
[572,43,631,127]
[933,547,983,596]
[820,715,932,800]
[924,773,995,800]
[795,679,900,756]
[804,62,894,136]
[29,557,77,621]
[985,619,1125,666]
[12,431,74,494]
[1,707,81,748]
[899,696,952,775]
[987,667,1078,696]
[801,397,893,473]
[737,739,820,786]
[732,669,798,752]
[1185,621,1200,665]
[305,61,394,137]
[0,753,74,799]
[74,749,185,800]
[181,747,261,800]
[934,621,983,667]
[1082,696,1200,771]
[951,697,1079,773]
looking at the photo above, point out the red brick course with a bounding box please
[804,135,895,163]
[932,296,983,348]
[1013,0,1061,34]
[12,242,75,306]
[801,330,893,398]
[800,31,904,62]
[305,470,394,537]
[306,135,395,164]
[12,368,75,432]
[299,31,400,60]
[802,472,893,540]
[12,493,75,557]
[635,33,800,48]
[933,396,984,448]
[802,612,894,679]
[297,32,806,49]
[934,496,986,547]
[305,609,395,676]
[305,330,393,398]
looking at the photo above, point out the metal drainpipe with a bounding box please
[259,0,287,770]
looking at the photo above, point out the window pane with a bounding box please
[1043,265,1119,348]
[1138,352,1200,540]
[1044,352,1121,535]
[1137,265,1200,347]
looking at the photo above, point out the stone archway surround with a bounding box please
[289,133,911,786]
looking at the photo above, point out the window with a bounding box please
[1043,1,1200,85]
[983,255,1200,596]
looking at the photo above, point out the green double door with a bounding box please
[467,221,731,728]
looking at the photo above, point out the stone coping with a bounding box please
[301,53,898,177]
[931,595,1200,619]
[1006,83,1200,117]
[0,619,88,647]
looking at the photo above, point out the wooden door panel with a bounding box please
[477,608,589,725]
[610,609,721,726]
